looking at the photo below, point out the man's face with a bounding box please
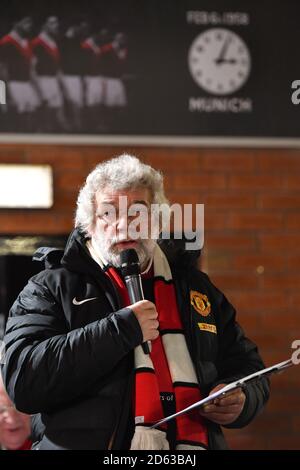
[0,385,30,450]
[91,187,157,268]
[77,22,89,40]
[45,16,59,37]
[16,17,33,37]
[115,33,127,48]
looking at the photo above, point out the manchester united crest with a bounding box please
[190,290,211,317]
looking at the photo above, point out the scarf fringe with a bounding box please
[130,426,170,450]
[176,443,206,450]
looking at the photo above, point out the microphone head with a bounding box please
[120,248,141,277]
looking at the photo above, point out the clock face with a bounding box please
[188,28,251,95]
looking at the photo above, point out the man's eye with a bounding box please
[128,204,149,217]
[99,209,116,220]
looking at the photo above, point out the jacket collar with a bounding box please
[33,228,201,275]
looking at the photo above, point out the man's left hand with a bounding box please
[199,383,246,425]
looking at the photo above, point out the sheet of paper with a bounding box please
[151,358,294,429]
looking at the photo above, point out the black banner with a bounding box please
[0,0,299,141]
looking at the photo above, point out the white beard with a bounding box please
[92,233,157,268]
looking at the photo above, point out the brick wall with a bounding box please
[0,144,299,449]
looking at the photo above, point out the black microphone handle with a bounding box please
[124,274,151,355]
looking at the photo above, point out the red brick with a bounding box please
[81,145,169,171]
[259,235,300,253]
[169,192,205,205]
[0,143,25,152]
[0,144,299,451]
[251,332,293,351]
[0,149,26,162]
[200,149,256,172]
[228,174,283,190]
[262,349,298,365]
[204,192,256,209]
[259,193,300,209]
[223,431,266,450]
[228,292,288,312]
[289,293,300,309]
[82,148,125,166]
[283,175,300,190]
[169,191,256,209]
[287,255,300,270]
[27,147,85,170]
[266,436,300,450]
[204,252,231,271]
[270,368,300,389]
[173,173,226,190]
[227,212,282,230]
[208,273,258,291]
[244,412,291,434]
[257,150,300,172]
[205,213,228,230]
[262,274,300,290]
[55,171,86,191]
[143,148,202,172]
[53,191,77,210]
[206,234,256,252]
[231,254,285,272]
[0,212,72,234]
[235,312,262,330]
[285,214,300,230]
[261,311,300,332]
[292,415,300,432]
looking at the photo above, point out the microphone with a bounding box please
[120,248,151,355]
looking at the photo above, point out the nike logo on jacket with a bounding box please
[72,297,98,305]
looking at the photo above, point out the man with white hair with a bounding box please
[1,155,269,450]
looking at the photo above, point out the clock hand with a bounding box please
[219,58,237,65]
[215,35,232,65]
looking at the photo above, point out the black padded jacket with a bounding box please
[1,229,269,449]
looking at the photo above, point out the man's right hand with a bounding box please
[130,300,159,342]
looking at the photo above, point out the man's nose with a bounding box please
[116,213,129,231]
[2,410,18,424]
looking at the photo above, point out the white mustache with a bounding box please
[111,237,138,246]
